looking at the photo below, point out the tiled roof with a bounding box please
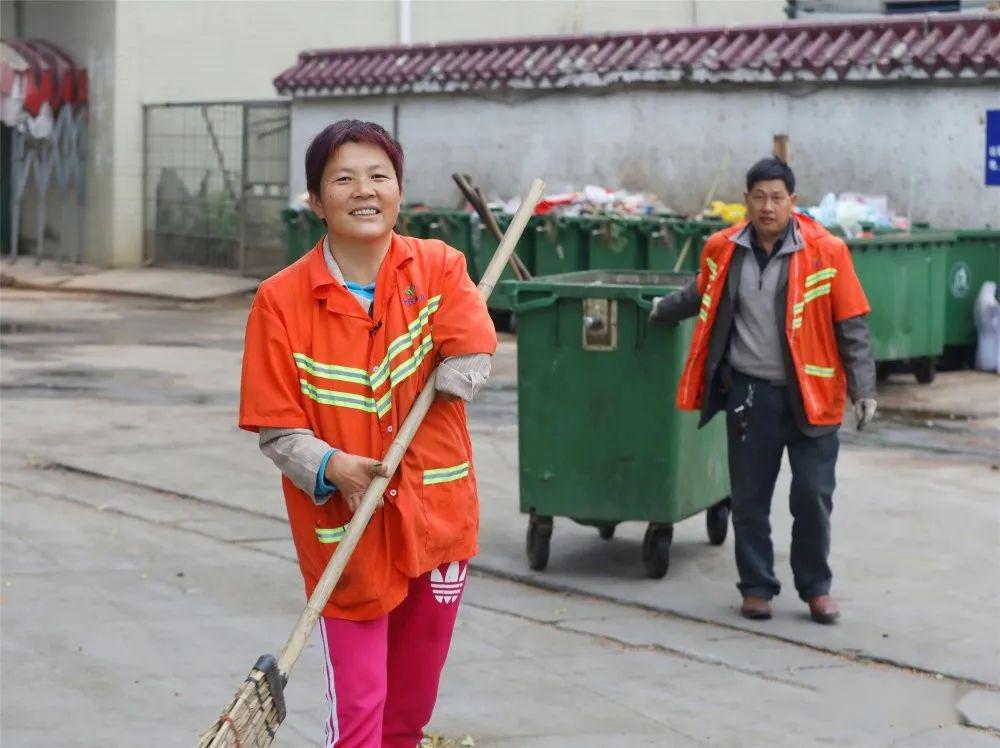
[274,12,1000,97]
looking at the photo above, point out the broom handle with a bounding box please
[276,178,545,677]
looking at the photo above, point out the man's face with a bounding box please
[309,141,401,243]
[745,179,797,237]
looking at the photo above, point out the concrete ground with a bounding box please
[2,285,999,747]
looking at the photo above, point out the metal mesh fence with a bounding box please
[143,101,289,276]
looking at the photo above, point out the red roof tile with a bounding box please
[274,13,1000,96]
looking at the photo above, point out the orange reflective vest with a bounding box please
[239,234,497,620]
[677,213,870,426]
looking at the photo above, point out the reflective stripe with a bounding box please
[293,354,370,385]
[804,364,835,378]
[698,309,708,322]
[701,293,712,309]
[300,379,378,413]
[792,301,805,314]
[803,283,832,304]
[805,268,837,287]
[792,317,803,329]
[705,257,719,280]
[372,296,442,389]
[375,391,392,418]
[423,462,470,485]
[296,295,442,392]
[295,296,441,418]
[315,524,348,544]
[388,335,433,388]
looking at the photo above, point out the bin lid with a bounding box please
[847,231,957,250]
[502,269,692,303]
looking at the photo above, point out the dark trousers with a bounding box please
[725,371,839,601]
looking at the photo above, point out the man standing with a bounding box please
[650,158,876,624]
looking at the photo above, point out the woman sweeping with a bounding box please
[239,119,497,747]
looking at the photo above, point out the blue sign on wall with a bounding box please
[988,110,1000,187]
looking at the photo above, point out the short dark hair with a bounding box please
[305,119,404,196]
[746,158,795,194]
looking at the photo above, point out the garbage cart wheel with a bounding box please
[597,523,616,540]
[526,514,553,571]
[912,357,936,385]
[706,498,731,546]
[642,523,673,579]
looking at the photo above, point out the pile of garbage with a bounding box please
[803,192,910,237]
[498,185,672,218]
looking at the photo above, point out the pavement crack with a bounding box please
[467,565,1000,692]
[463,589,818,693]
[40,461,287,523]
[0,479,295,565]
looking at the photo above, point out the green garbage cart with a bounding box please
[504,270,732,578]
[281,208,325,265]
[474,212,532,314]
[422,210,479,281]
[395,209,433,240]
[941,229,1000,353]
[644,218,726,273]
[585,217,645,270]
[532,215,589,277]
[848,232,950,384]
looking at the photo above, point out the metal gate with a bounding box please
[142,101,290,276]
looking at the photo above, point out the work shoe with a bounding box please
[740,596,772,620]
[807,595,840,624]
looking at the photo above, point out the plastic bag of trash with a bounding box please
[803,192,902,237]
[974,281,1000,373]
[705,200,746,225]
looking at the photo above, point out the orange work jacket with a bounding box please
[677,213,870,426]
[239,234,497,620]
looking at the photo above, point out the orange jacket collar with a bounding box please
[308,233,416,315]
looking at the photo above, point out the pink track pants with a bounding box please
[318,560,468,747]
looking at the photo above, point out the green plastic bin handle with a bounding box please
[508,293,558,313]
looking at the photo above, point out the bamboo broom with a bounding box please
[198,178,546,748]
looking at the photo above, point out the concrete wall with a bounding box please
[290,83,1000,228]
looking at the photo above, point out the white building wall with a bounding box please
[410,0,785,42]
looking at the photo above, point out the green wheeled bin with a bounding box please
[644,217,726,273]
[281,208,308,266]
[474,213,534,316]
[585,216,646,271]
[423,210,478,281]
[395,209,433,240]
[532,215,588,277]
[281,208,326,265]
[941,229,1000,356]
[503,270,732,579]
[848,233,951,384]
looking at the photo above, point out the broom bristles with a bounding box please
[199,667,282,748]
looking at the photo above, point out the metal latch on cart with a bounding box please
[582,298,617,351]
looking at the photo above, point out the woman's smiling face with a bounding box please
[310,141,401,243]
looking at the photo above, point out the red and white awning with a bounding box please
[1,38,88,138]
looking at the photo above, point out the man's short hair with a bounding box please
[746,158,795,194]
